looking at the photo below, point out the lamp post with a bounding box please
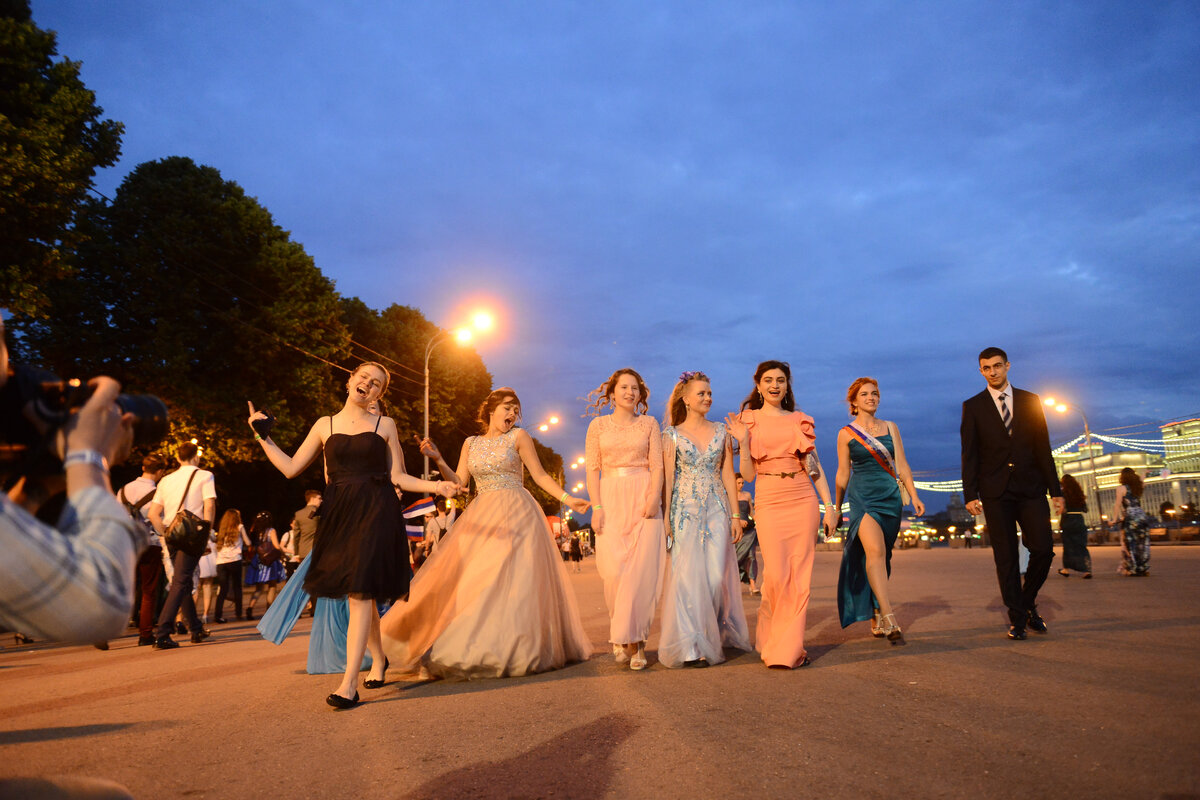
[423,311,495,479]
[1046,398,1100,526]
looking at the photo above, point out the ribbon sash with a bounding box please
[844,423,897,479]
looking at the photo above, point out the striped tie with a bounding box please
[999,392,1012,436]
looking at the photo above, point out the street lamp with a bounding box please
[424,310,495,479]
[1046,397,1100,525]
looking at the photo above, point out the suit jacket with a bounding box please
[961,386,1062,502]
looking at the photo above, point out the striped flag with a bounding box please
[403,497,436,519]
[406,521,425,541]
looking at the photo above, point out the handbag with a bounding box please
[256,538,282,566]
[163,468,212,558]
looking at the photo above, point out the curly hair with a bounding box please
[249,511,273,543]
[665,371,710,426]
[1119,467,1144,499]
[585,368,649,416]
[477,387,522,433]
[1060,473,1087,511]
[740,360,795,412]
[845,376,879,416]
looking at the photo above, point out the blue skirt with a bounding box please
[257,556,371,674]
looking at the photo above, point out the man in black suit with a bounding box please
[961,347,1063,640]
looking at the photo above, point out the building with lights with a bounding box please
[1054,418,1200,527]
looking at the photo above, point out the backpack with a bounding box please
[118,484,158,540]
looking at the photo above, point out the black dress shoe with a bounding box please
[1026,609,1048,634]
[153,637,180,650]
[214,617,227,624]
[326,691,360,709]
[1007,626,1027,640]
[138,635,156,646]
[175,622,188,636]
[190,628,212,644]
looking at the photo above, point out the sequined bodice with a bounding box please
[666,424,728,514]
[468,431,523,492]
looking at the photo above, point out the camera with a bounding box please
[0,362,169,476]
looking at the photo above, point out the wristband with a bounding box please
[254,434,263,442]
[592,505,602,510]
[560,492,570,503]
[731,513,742,519]
[63,449,109,475]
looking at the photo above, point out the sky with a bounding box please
[32,1,1200,500]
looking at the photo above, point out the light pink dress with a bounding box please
[739,409,819,668]
[586,414,667,645]
[379,430,592,678]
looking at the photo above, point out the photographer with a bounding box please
[0,315,147,643]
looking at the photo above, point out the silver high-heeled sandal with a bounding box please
[871,611,885,638]
[877,613,903,641]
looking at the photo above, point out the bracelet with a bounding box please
[63,449,109,475]
[592,505,602,510]
[560,492,570,503]
[254,434,263,442]
[731,513,742,519]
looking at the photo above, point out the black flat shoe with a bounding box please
[153,637,180,650]
[214,617,227,624]
[1058,568,1070,578]
[1007,626,1027,640]
[683,659,709,668]
[364,658,390,689]
[1026,609,1048,634]
[175,622,188,636]
[326,691,359,709]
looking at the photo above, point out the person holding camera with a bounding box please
[146,442,216,649]
[0,316,148,643]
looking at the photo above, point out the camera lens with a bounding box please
[115,394,169,448]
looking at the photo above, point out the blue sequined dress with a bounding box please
[659,423,752,667]
[837,433,902,628]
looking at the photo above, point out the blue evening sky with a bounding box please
[34,2,1200,497]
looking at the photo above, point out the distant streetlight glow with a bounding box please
[471,311,495,332]
[424,309,499,477]
[454,328,472,344]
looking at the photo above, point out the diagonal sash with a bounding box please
[844,423,897,478]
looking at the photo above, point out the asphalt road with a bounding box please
[1,546,1198,799]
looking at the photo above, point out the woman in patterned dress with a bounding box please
[659,371,751,667]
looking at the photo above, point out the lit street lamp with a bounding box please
[1045,397,1100,524]
[424,310,495,479]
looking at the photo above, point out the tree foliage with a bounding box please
[0,0,123,317]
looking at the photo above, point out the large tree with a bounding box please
[0,0,123,317]
[19,157,349,517]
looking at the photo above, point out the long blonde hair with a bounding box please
[217,509,242,549]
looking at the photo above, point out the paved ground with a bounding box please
[1,546,1198,799]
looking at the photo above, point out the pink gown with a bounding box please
[739,409,819,667]
[586,414,667,645]
[379,430,592,678]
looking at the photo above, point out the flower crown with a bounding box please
[678,370,708,383]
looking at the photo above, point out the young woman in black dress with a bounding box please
[248,362,459,708]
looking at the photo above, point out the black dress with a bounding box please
[303,420,409,601]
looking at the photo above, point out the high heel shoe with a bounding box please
[363,658,389,689]
[613,644,630,665]
[871,611,885,638]
[878,613,903,642]
[629,644,647,671]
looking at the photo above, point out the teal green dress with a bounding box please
[837,433,902,628]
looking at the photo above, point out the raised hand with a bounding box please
[414,435,442,462]
[724,412,747,442]
[247,400,266,429]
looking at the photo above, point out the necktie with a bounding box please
[999,392,1012,436]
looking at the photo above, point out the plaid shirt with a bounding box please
[0,487,146,643]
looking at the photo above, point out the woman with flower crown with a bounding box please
[659,371,751,667]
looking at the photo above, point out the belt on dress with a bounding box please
[759,471,802,479]
[609,466,649,476]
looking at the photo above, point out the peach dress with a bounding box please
[585,414,667,645]
[739,409,819,667]
[379,429,592,678]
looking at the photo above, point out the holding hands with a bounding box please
[564,495,591,515]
